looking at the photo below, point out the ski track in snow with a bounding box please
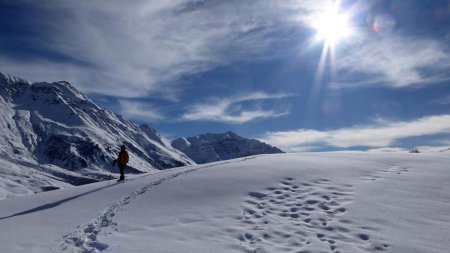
[233,165,410,253]
[61,156,259,253]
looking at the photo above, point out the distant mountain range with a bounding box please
[171,131,284,164]
[0,72,284,199]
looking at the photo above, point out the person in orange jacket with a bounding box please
[114,145,129,181]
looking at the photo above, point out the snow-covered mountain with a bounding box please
[0,72,193,199]
[1,153,449,253]
[171,131,284,164]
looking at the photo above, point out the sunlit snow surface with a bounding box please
[0,153,449,253]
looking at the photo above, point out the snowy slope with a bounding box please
[172,131,284,164]
[0,72,194,199]
[0,152,449,253]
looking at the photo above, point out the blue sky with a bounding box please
[1,0,450,152]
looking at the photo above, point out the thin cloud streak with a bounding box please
[335,35,450,88]
[182,92,293,124]
[118,100,165,122]
[366,147,406,152]
[262,114,450,151]
[433,95,450,105]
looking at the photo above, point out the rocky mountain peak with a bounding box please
[172,132,284,164]
[0,72,194,198]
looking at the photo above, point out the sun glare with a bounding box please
[307,1,355,120]
[313,3,352,46]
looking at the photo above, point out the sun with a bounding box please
[313,2,352,46]
[307,1,355,116]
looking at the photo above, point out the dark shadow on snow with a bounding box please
[0,182,118,221]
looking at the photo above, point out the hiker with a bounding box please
[114,145,129,181]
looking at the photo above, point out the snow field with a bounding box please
[0,153,449,253]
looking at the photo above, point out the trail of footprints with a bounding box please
[361,165,410,181]
[60,157,260,253]
[61,169,197,253]
[235,178,389,253]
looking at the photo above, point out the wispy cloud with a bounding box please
[366,147,406,152]
[182,92,293,124]
[334,35,450,88]
[3,0,449,100]
[118,100,165,122]
[261,114,450,151]
[0,0,319,99]
[433,95,450,105]
[436,139,450,146]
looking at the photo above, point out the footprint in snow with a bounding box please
[232,177,389,253]
[361,165,411,181]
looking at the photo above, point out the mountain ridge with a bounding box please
[172,131,284,164]
[0,72,194,198]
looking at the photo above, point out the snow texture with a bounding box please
[0,72,194,199]
[172,131,284,164]
[0,152,449,253]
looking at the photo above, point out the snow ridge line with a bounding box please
[61,155,260,253]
